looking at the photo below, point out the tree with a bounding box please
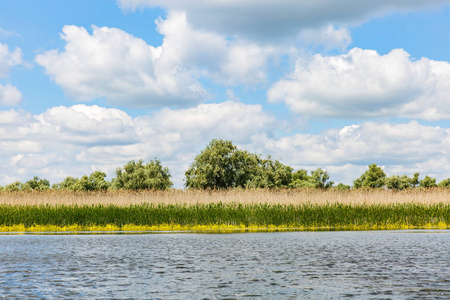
[385,175,411,190]
[4,181,22,191]
[73,171,110,191]
[408,172,420,188]
[290,168,333,189]
[334,183,351,190]
[353,164,386,189]
[53,176,78,190]
[310,168,334,189]
[289,169,314,188]
[438,178,450,188]
[22,176,50,191]
[185,139,260,189]
[419,175,437,188]
[245,156,293,189]
[112,160,172,190]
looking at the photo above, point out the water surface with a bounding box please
[1,231,450,299]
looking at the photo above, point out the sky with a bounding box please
[1,0,450,187]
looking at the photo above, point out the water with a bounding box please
[1,231,450,299]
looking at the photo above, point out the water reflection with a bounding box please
[1,231,450,299]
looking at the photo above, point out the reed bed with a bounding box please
[1,189,450,232]
[0,203,450,231]
[1,188,450,206]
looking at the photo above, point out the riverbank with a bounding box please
[1,201,450,232]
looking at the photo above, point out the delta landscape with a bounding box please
[2,1,450,299]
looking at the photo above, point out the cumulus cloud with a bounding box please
[35,24,208,107]
[0,84,22,106]
[2,103,450,186]
[0,42,22,77]
[246,121,450,184]
[268,48,450,120]
[298,25,352,52]
[36,13,273,107]
[117,0,450,42]
[0,101,274,186]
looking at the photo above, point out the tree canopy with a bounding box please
[112,159,172,190]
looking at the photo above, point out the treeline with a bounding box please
[1,139,449,191]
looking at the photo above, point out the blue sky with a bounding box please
[1,0,450,187]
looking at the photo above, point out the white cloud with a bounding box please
[298,25,352,52]
[0,42,22,78]
[36,13,274,107]
[268,48,450,120]
[0,83,22,106]
[117,0,450,42]
[245,121,450,184]
[0,102,274,186]
[36,24,208,107]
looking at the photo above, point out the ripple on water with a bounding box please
[1,231,450,298]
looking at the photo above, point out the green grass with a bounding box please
[1,203,450,230]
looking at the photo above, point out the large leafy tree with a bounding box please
[112,159,172,190]
[353,164,386,189]
[185,139,260,189]
[419,175,437,188]
[73,171,110,191]
[385,175,411,190]
[245,156,293,189]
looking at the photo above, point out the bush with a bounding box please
[112,160,172,190]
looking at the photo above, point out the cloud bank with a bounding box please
[268,48,450,120]
[36,13,274,107]
[117,0,450,42]
[2,103,450,186]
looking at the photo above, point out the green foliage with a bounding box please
[52,176,79,190]
[22,176,50,191]
[408,173,420,188]
[112,160,172,190]
[334,183,351,190]
[385,175,411,190]
[1,203,450,229]
[310,168,334,189]
[438,178,450,188]
[185,139,260,189]
[290,168,333,189]
[72,171,110,191]
[353,164,386,189]
[245,157,293,189]
[4,181,22,191]
[419,175,437,188]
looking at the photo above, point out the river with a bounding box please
[1,230,450,299]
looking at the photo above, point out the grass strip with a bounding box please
[0,203,450,232]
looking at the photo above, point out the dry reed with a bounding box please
[1,188,450,206]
